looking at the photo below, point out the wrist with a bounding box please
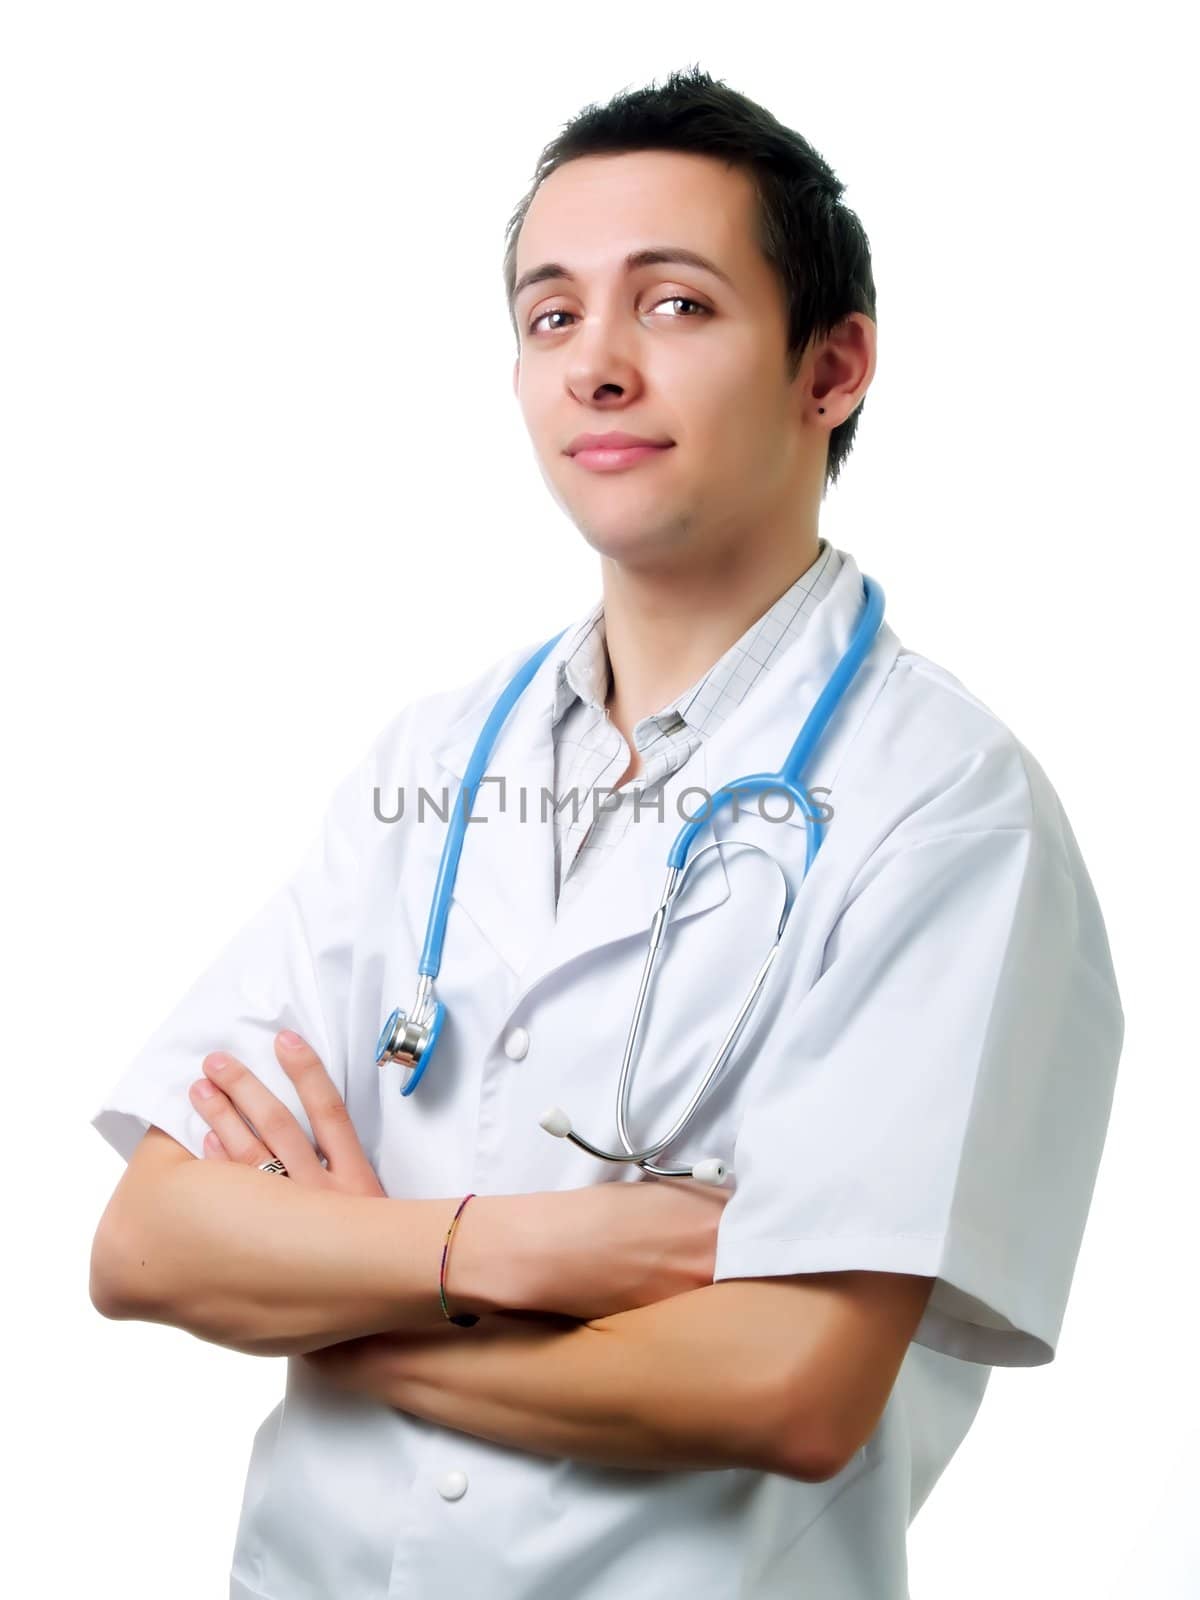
[443,1192,552,1317]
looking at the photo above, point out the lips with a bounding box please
[566,431,673,455]
[568,441,674,473]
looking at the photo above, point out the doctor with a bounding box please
[90,66,1124,1600]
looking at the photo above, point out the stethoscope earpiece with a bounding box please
[539,1105,573,1138]
[691,1158,728,1186]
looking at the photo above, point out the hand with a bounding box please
[301,1330,410,1403]
[533,1175,734,1322]
[188,1030,386,1198]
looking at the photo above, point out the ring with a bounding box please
[258,1157,289,1176]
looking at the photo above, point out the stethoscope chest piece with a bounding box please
[375,992,446,1096]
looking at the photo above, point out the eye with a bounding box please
[527,295,711,336]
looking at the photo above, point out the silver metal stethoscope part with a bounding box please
[375,974,445,1093]
[538,839,793,1185]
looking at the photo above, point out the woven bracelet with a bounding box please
[439,1192,481,1327]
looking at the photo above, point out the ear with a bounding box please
[512,356,520,397]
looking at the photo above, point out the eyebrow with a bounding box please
[510,246,735,310]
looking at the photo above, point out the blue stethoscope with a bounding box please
[376,575,885,1186]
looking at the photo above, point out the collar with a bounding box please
[549,539,842,742]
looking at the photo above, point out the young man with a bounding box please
[89,66,1124,1600]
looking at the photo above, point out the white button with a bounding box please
[436,1469,469,1501]
[504,1027,530,1061]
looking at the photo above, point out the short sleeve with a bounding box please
[712,784,1125,1368]
[89,746,377,1167]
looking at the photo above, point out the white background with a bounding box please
[4,3,1195,1595]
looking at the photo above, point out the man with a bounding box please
[89,66,1124,1599]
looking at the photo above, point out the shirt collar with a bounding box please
[550,538,840,741]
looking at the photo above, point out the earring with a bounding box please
[817,406,825,414]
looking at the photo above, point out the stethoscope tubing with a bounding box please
[419,628,568,980]
[385,574,885,1183]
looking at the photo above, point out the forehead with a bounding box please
[515,150,757,279]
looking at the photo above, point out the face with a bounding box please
[510,149,870,575]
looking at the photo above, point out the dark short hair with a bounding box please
[502,64,877,494]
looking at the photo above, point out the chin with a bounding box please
[576,515,691,567]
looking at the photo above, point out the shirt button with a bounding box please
[504,1027,530,1061]
[436,1469,469,1501]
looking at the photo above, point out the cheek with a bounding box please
[677,342,780,441]
[525,395,569,454]
[688,397,778,480]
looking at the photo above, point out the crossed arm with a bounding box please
[303,1271,936,1482]
[92,1036,935,1483]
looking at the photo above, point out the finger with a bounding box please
[189,1075,276,1167]
[203,1130,231,1161]
[198,1051,326,1178]
[190,1075,275,1164]
[273,1031,370,1177]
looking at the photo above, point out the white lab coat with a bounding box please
[91,547,1125,1599]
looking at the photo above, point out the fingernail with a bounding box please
[203,1053,229,1072]
[278,1029,303,1049]
[192,1079,216,1099]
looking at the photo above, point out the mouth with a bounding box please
[569,442,675,474]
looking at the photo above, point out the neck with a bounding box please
[600,526,824,734]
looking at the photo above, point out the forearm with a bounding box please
[376,1284,795,1477]
[102,1162,544,1357]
